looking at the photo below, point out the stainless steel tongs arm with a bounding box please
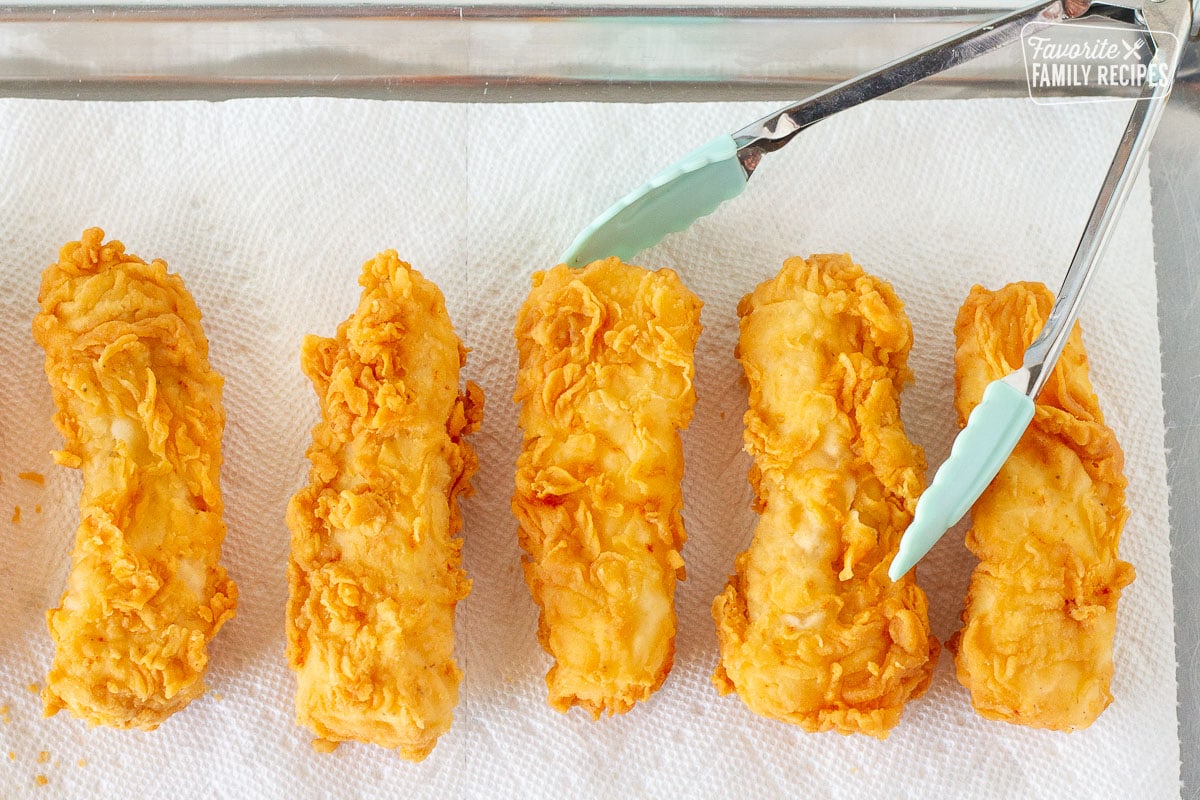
[733,0,1198,177]
[731,0,1069,173]
[1011,0,1193,397]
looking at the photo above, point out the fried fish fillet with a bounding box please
[712,254,939,738]
[33,228,237,730]
[950,282,1134,730]
[513,258,702,717]
[286,251,481,760]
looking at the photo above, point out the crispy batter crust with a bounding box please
[513,258,702,717]
[950,282,1134,731]
[286,251,481,761]
[712,254,938,738]
[33,228,237,730]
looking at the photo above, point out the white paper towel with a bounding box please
[0,96,1178,799]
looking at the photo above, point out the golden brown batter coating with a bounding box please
[712,254,938,738]
[950,282,1134,730]
[513,258,702,717]
[286,251,481,760]
[33,228,237,730]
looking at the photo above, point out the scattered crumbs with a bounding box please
[311,738,339,754]
[11,506,19,524]
[76,759,86,768]
[1,704,9,724]
[34,775,48,787]
[37,751,49,764]
[27,683,41,695]
[18,472,45,486]
[34,505,41,514]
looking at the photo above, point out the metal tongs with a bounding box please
[561,0,1196,581]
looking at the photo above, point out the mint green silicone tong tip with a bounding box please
[561,134,748,268]
[888,379,1035,581]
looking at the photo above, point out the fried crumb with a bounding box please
[76,759,86,768]
[11,506,19,524]
[27,683,40,695]
[37,751,49,764]
[34,505,41,514]
[18,472,45,486]
[34,775,48,787]
[7,752,14,761]
[311,738,339,754]
[212,692,222,702]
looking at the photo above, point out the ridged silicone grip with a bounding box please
[888,379,1035,581]
[561,134,749,268]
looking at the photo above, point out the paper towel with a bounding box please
[0,96,1178,799]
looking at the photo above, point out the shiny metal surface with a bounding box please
[0,4,1191,100]
[1022,0,1191,398]
[731,0,1065,168]
[1019,79,1153,399]
[0,5,1100,100]
[0,4,1196,794]
[1152,80,1200,800]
